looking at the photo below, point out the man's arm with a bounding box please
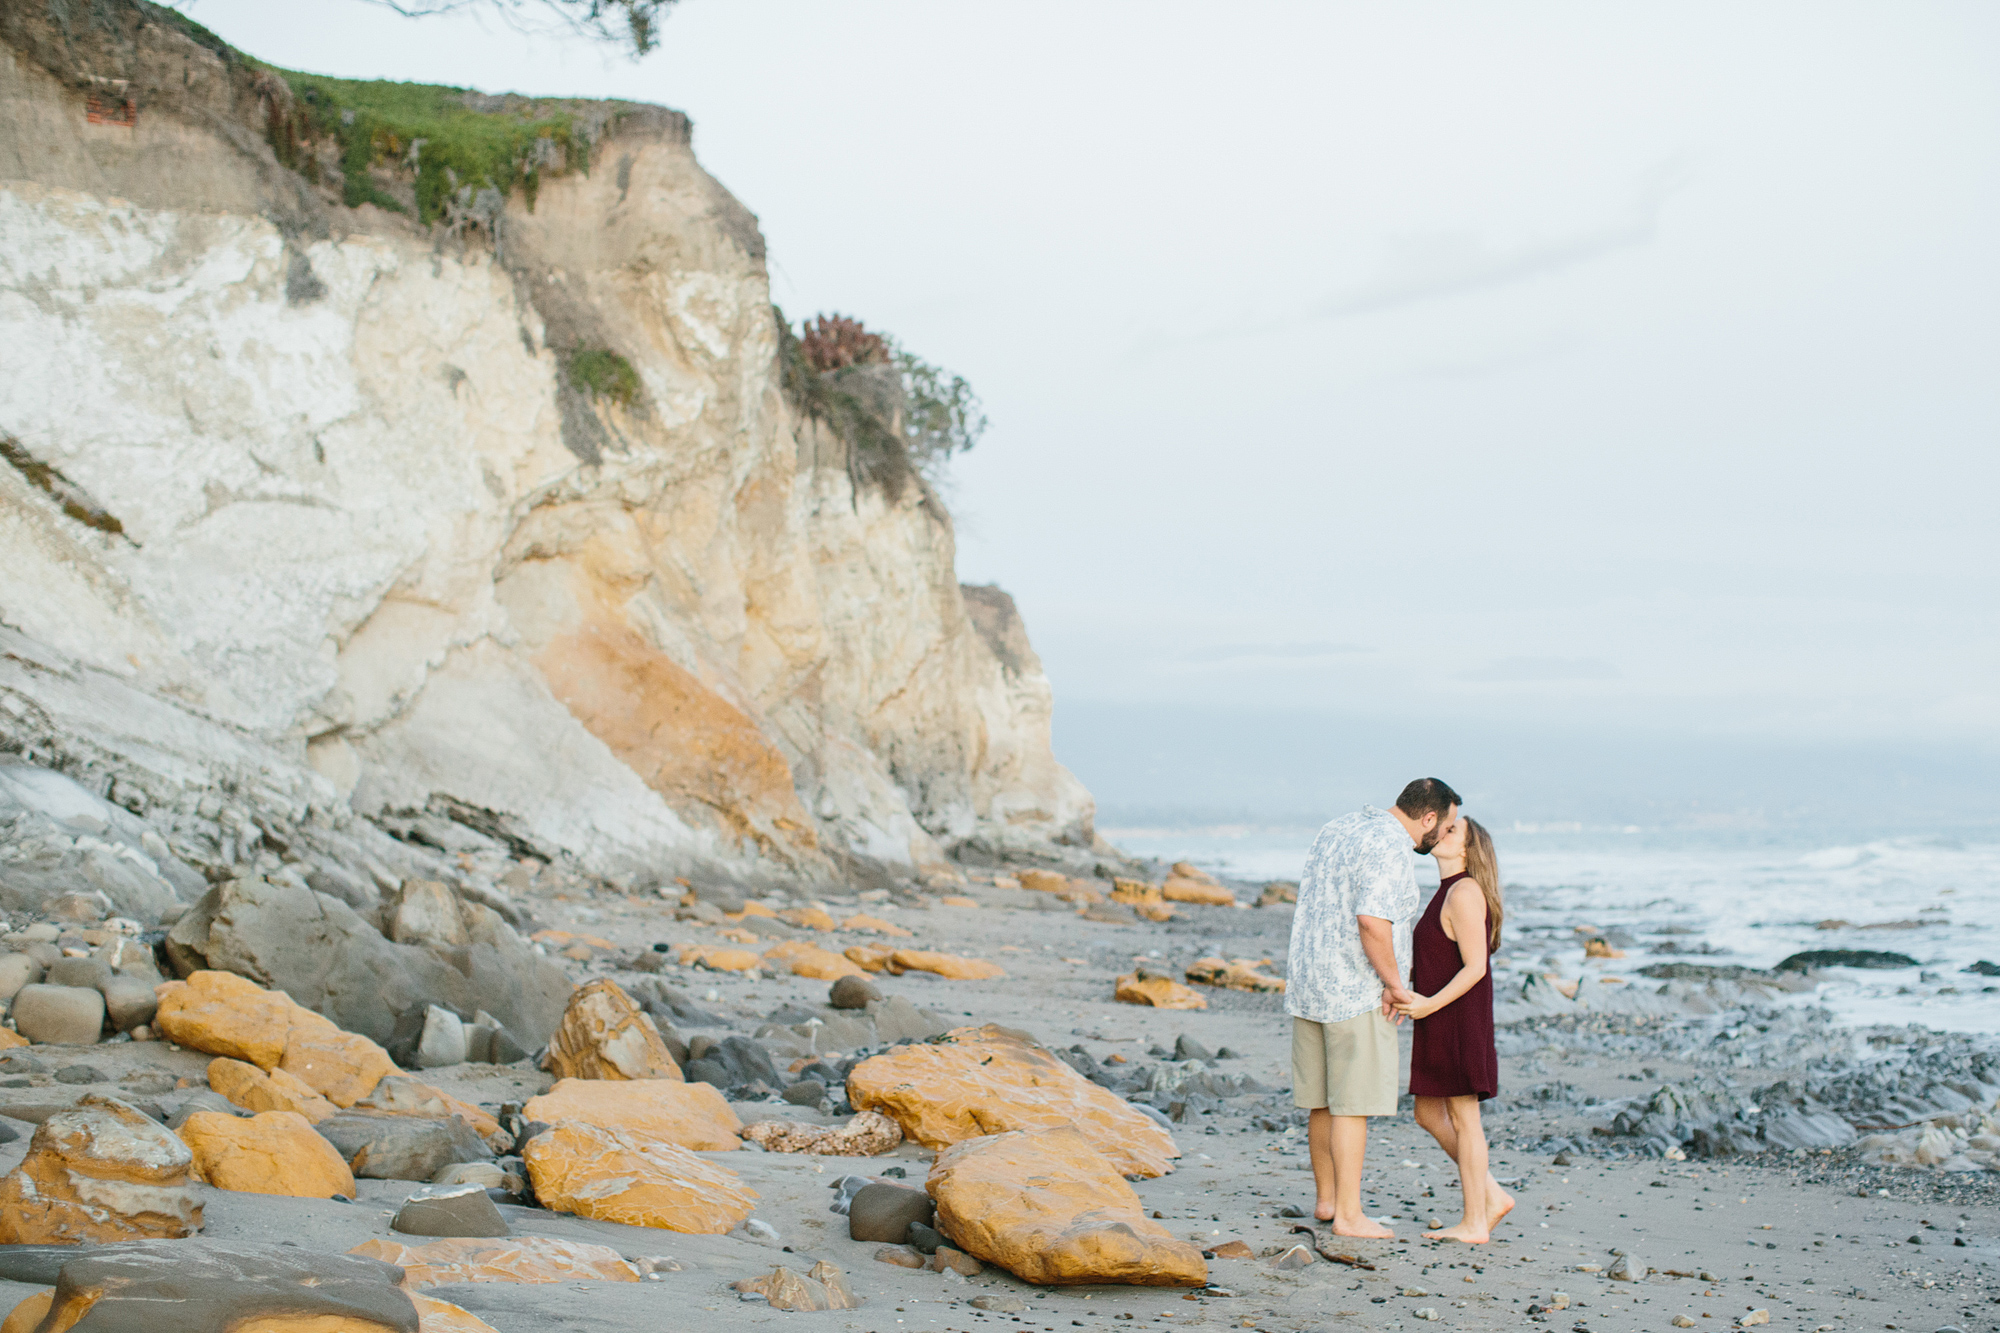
[1357,915,1413,1022]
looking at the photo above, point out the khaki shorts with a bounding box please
[1292,1011,1398,1115]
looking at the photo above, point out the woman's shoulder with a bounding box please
[1445,878,1487,910]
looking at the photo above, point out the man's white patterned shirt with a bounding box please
[1285,806,1418,1024]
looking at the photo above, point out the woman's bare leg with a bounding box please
[1424,1096,1491,1243]
[1414,1095,1514,1228]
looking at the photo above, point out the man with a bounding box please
[1285,777,1461,1235]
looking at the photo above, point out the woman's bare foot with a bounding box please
[1314,1200,1337,1223]
[1331,1214,1396,1239]
[1486,1181,1516,1228]
[1423,1220,1490,1244]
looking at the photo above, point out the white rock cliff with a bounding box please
[0,4,1095,893]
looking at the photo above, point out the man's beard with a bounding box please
[1415,830,1440,855]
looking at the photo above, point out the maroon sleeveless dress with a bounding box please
[1408,871,1498,1101]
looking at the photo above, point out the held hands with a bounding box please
[1392,990,1441,1022]
[1380,986,1417,1024]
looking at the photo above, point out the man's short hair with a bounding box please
[1395,777,1461,821]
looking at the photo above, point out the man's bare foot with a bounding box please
[1314,1201,1337,1223]
[1423,1221,1490,1244]
[1331,1214,1395,1239]
[1486,1183,1516,1228]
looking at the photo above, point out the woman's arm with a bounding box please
[1395,883,1490,1021]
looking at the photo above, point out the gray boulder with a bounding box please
[317,1113,492,1181]
[684,1035,783,1091]
[866,995,949,1045]
[12,984,104,1044]
[828,975,881,1009]
[0,953,43,1000]
[392,1182,510,1238]
[45,956,111,991]
[166,876,569,1045]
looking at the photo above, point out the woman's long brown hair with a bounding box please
[1463,816,1503,950]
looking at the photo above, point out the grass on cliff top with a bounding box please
[271,71,593,222]
[149,5,608,224]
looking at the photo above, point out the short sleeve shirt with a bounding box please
[1285,806,1419,1024]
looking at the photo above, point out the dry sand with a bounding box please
[0,880,1992,1332]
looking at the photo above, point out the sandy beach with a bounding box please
[3,869,1990,1333]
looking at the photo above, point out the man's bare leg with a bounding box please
[1310,1109,1393,1237]
[1412,1094,1515,1228]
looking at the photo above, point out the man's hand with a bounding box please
[1381,985,1416,1023]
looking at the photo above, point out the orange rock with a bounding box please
[727,901,779,921]
[1184,956,1286,993]
[278,1026,399,1108]
[207,1057,339,1123]
[885,950,1005,981]
[414,1296,503,1332]
[679,943,761,972]
[153,970,330,1069]
[1017,870,1069,894]
[1208,1239,1253,1258]
[524,1078,742,1152]
[1110,878,1163,906]
[0,1292,49,1333]
[761,940,865,981]
[927,1126,1207,1286]
[779,906,837,931]
[1115,972,1208,1010]
[731,1261,861,1311]
[178,1110,356,1199]
[1133,901,1175,922]
[545,980,681,1082]
[1061,880,1105,906]
[1257,881,1298,906]
[351,1235,640,1286]
[531,929,615,949]
[0,1093,200,1243]
[0,1029,26,1052]
[939,896,979,909]
[1161,876,1235,907]
[843,943,896,973]
[522,1120,758,1233]
[715,928,761,945]
[1584,938,1625,959]
[839,914,914,938]
[848,1026,1179,1177]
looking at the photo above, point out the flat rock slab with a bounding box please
[393,1182,512,1238]
[0,1240,419,1332]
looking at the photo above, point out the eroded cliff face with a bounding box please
[0,4,1095,890]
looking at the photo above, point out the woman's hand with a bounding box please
[1395,991,1441,1021]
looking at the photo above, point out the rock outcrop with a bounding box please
[542,979,680,1082]
[523,1077,741,1152]
[846,1026,1180,1177]
[0,0,1099,914]
[927,1127,1208,1286]
[177,1108,358,1198]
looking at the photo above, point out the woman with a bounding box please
[1395,815,1514,1243]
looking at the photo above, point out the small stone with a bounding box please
[929,1245,982,1277]
[11,985,105,1044]
[741,1217,781,1243]
[1739,1312,1769,1327]
[783,1079,826,1106]
[1172,1035,1215,1062]
[1674,1317,1697,1327]
[874,1244,925,1269]
[1403,1288,1428,1297]
[392,1182,512,1238]
[52,1064,105,1085]
[1552,1150,1573,1166]
[1270,1244,1314,1270]
[167,1089,245,1129]
[320,1113,492,1182]
[907,1220,944,1254]
[849,1182,936,1243]
[731,1262,861,1312]
[1414,1307,1439,1321]
[971,1294,1026,1313]
[1608,1252,1643,1281]
[0,955,42,1001]
[431,1160,526,1196]
[1278,1204,1307,1218]
[100,976,159,1033]
[1206,1240,1252,1258]
[44,957,111,991]
[832,972,888,1000]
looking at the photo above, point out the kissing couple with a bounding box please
[1284,777,1513,1244]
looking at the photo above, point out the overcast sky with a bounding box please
[185,1,2000,809]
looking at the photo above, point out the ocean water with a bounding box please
[1105,822,2000,1035]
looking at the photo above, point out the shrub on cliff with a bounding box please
[778,310,987,498]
